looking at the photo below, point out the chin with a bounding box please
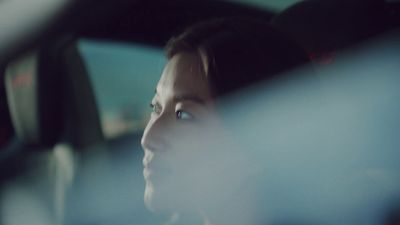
[144,180,176,213]
[144,183,155,211]
[144,179,195,213]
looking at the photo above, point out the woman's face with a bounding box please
[141,52,216,212]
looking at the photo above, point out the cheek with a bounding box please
[167,123,220,174]
[157,119,248,206]
[160,112,224,169]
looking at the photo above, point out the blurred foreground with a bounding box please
[1,31,400,225]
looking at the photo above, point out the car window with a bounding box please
[78,39,165,139]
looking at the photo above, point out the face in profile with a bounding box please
[141,52,215,212]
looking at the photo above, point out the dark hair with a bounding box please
[165,18,310,97]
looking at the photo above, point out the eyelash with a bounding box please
[150,102,162,115]
[176,110,194,121]
[150,102,195,121]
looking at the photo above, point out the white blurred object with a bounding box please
[1,144,76,225]
[0,0,70,56]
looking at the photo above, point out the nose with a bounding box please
[141,114,169,153]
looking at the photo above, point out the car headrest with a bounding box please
[5,40,103,149]
[60,42,104,149]
[272,0,385,56]
[5,48,64,147]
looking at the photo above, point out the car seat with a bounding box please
[1,38,104,225]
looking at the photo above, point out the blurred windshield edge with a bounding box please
[198,31,400,224]
[0,0,71,61]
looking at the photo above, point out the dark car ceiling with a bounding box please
[2,0,399,63]
[48,0,275,47]
[0,0,274,63]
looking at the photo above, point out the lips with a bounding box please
[143,163,171,173]
[142,148,174,180]
[143,160,173,179]
[142,150,154,166]
[143,167,153,179]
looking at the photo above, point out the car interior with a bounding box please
[1,0,400,224]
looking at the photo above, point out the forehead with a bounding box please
[157,52,211,99]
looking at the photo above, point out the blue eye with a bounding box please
[176,110,194,120]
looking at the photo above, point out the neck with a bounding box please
[199,189,259,225]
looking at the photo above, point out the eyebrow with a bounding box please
[155,89,206,105]
[174,95,206,105]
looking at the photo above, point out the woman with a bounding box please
[141,18,310,225]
